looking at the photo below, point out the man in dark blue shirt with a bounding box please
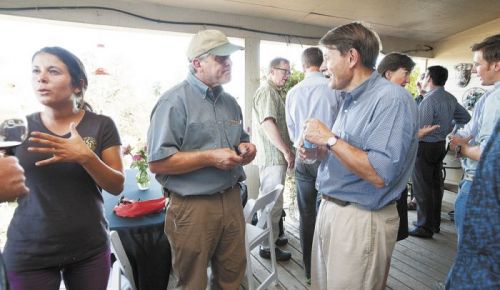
[410,66,470,238]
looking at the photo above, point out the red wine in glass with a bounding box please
[0,115,28,156]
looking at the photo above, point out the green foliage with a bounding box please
[405,67,421,98]
[283,68,305,94]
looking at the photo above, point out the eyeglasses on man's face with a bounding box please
[273,67,291,76]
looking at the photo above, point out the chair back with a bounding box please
[110,231,137,290]
[243,184,284,290]
[243,184,283,226]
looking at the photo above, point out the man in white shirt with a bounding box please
[285,47,342,283]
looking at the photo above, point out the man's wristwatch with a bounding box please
[326,135,338,150]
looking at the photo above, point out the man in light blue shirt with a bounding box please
[449,34,500,244]
[303,22,418,289]
[285,47,341,283]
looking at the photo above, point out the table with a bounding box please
[103,169,170,290]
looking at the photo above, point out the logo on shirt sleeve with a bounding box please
[83,136,97,151]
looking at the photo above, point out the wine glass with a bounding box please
[0,105,28,156]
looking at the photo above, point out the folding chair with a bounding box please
[109,231,136,290]
[243,184,283,290]
[109,260,136,290]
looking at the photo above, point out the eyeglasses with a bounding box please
[273,67,291,76]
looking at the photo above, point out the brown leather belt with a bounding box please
[321,194,350,207]
[164,184,237,197]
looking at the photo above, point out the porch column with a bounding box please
[244,36,260,199]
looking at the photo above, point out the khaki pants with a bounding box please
[165,187,246,290]
[312,199,399,290]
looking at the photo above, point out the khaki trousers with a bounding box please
[165,187,246,290]
[312,199,399,290]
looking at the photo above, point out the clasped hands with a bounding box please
[212,142,256,170]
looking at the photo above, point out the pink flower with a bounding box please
[132,154,142,161]
[122,144,132,155]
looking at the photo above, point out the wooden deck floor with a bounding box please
[242,192,457,290]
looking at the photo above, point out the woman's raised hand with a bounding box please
[28,122,94,166]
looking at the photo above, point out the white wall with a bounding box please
[428,17,500,99]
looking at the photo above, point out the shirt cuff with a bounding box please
[149,147,178,162]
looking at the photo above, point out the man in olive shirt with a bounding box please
[252,57,294,261]
[147,30,256,289]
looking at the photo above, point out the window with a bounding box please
[0,15,245,145]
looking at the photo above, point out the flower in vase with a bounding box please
[123,144,150,188]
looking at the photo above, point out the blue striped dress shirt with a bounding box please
[317,72,419,210]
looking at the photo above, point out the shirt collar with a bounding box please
[494,81,500,90]
[305,71,324,79]
[266,79,286,93]
[425,86,443,97]
[348,70,379,101]
[186,72,223,100]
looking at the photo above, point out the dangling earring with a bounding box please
[71,93,83,113]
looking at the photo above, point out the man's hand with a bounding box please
[211,148,244,170]
[416,81,426,96]
[448,134,473,151]
[237,142,257,165]
[0,156,29,202]
[418,124,440,139]
[303,119,334,146]
[284,150,295,170]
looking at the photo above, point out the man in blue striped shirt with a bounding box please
[303,22,418,289]
[410,66,470,239]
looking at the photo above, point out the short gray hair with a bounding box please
[189,53,210,74]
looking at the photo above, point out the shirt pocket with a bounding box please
[224,119,243,147]
[185,121,218,150]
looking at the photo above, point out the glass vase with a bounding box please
[136,169,150,191]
